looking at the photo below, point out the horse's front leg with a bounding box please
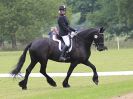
[63,62,78,88]
[83,61,99,85]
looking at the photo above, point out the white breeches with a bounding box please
[62,35,70,47]
[52,35,62,49]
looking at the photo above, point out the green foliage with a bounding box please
[68,0,133,39]
[66,0,99,24]
[88,0,119,34]
[0,0,66,46]
[116,0,133,31]
[85,0,133,37]
[0,0,133,48]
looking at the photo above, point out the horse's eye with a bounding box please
[94,35,98,39]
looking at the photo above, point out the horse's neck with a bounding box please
[73,36,93,50]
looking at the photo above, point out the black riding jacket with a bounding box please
[58,15,75,36]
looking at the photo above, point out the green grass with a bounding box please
[0,76,133,99]
[0,49,133,99]
[0,49,133,73]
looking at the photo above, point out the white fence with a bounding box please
[0,71,133,78]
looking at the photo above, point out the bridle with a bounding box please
[93,32,104,46]
[74,31,104,46]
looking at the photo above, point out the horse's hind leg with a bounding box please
[39,59,57,87]
[19,58,37,90]
[83,61,99,85]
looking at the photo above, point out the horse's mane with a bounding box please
[77,28,98,38]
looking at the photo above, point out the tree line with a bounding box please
[0,0,65,48]
[67,0,133,39]
[0,0,133,49]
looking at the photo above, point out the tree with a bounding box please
[0,0,66,48]
[116,0,133,33]
[86,0,133,38]
[66,0,100,24]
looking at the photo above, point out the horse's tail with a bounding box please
[11,43,32,76]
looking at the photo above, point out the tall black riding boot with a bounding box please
[59,46,69,61]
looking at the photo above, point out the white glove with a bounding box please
[75,31,78,34]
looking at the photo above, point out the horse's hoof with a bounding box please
[19,81,27,90]
[51,82,57,87]
[22,87,27,90]
[63,84,70,88]
[63,83,70,88]
[47,79,57,87]
[94,80,99,85]
[93,77,99,85]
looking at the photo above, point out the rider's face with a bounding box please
[59,10,66,15]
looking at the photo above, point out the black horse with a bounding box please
[11,27,107,90]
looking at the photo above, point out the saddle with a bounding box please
[49,26,77,52]
[56,34,73,52]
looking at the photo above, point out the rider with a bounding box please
[58,5,76,61]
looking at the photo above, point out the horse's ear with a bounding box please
[100,27,105,33]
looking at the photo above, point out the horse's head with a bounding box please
[93,27,107,51]
[76,27,107,51]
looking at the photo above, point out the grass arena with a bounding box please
[0,49,133,99]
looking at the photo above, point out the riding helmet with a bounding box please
[59,5,66,11]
